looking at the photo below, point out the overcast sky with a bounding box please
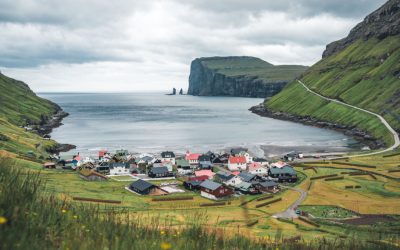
[0,0,386,92]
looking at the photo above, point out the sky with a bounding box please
[0,0,387,92]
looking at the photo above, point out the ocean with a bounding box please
[39,92,362,157]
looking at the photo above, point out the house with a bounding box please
[95,165,110,175]
[176,159,193,175]
[98,150,107,160]
[109,162,130,175]
[153,161,173,172]
[238,151,253,163]
[148,166,174,178]
[238,172,258,183]
[43,162,56,169]
[137,156,155,165]
[234,182,260,195]
[230,147,248,156]
[224,175,243,186]
[283,151,303,161]
[200,180,234,200]
[161,151,176,165]
[189,175,209,182]
[215,171,235,183]
[228,156,247,171]
[212,154,228,164]
[115,149,129,161]
[128,179,167,195]
[269,166,297,182]
[247,162,268,176]
[253,158,269,166]
[185,151,201,165]
[194,170,215,179]
[255,181,279,193]
[183,180,203,190]
[79,169,108,181]
[198,155,213,169]
[271,161,289,168]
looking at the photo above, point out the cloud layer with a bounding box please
[0,0,386,91]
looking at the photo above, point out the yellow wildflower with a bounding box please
[160,230,165,235]
[0,216,7,225]
[160,242,171,250]
[62,209,67,213]
[73,215,78,219]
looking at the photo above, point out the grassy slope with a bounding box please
[0,72,59,126]
[201,57,308,82]
[266,35,400,146]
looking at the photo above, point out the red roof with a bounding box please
[99,150,107,157]
[229,156,246,164]
[189,175,209,181]
[186,153,201,161]
[195,170,215,178]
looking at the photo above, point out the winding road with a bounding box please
[298,80,400,157]
[273,81,399,218]
[273,186,307,219]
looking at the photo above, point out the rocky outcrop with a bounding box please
[188,57,304,98]
[323,0,400,57]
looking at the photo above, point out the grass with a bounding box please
[298,205,358,219]
[200,56,308,83]
[266,35,400,146]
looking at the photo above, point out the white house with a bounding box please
[109,163,130,175]
[239,152,253,163]
[248,162,268,176]
[224,175,243,186]
[185,151,201,165]
[228,156,247,171]
[161,151,176,165]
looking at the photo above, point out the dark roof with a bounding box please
[253,158,267,162]
[230,147,248,155]
[258,181,278,188]
[176,159,190,167]
[198,155,211,162]
[270,166,296,175]
[161,151,175,158]
[129,179,154,192]
[150,166,169,174]
[216,171,235,181]
[238,172,256,182]
[200,180,221,191]
[184,180,203,186]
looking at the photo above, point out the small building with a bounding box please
[198,155,213,169]
[43,162,56,169]
[200,180,234,200]
[148,166,174,178]
[95,164,110,175]
[176,159,193,175]
[109,162,130,175]
[183,180,203,190]
[137,156,155,165]
[255,181,279,193]
[238,172,258,183]
[230,147,248,156]
[253,158,269,166]
[185,151,201,165]
[128,179,167,195]
[98,150,107,160]
[161,151,176,165]
[215,171,235,183]
[234,182,260,195]
[189,175,209,182]
[194,170,215,179]
[224,175,243,186]
[269,166,297,183]
[79,170,108,181]
[270,161,288,169]
[247,162,268,176]
[228,156,247,171]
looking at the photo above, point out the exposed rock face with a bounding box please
[188,57,303,98]
[323,0,400,57]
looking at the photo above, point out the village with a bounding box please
[43,148,300,201]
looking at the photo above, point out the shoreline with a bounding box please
[40,109,76,154]
[249,103,385,150]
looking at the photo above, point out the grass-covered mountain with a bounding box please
[263,0,400,147]
[0,72,65,158]
[188,56,308,97]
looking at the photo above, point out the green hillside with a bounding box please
[202,56,308,82]
[0,72,60,158]
[0,72,60,126]
[265,1,400,147]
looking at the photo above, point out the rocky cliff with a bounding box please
[323,0,400,57]
[188,56,307,98]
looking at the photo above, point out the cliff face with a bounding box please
[188,56,307,98]
[323,0,400,57]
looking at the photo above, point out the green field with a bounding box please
[201,56,308,82]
